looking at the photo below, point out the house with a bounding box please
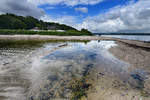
[56,30,66,32]
[47,26,56,30]
[30,27,40,31]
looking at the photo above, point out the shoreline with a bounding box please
[0,35,113,41]
[0,35,150,100]
[0,35,150,49]
[81,40,150,100]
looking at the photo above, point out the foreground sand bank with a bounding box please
[0,35,150,100]
[80,41,150,100]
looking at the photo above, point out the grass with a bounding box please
[0,29,93,36]
[69,76,91,100]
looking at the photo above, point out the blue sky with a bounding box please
[1,0,150,33]
[39,0,134,22]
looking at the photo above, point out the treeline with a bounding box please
[0,13,77,30]
[0,29,93,36]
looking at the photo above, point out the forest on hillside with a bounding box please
[0,13,77,31]
[0,14,92,36]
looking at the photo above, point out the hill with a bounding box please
[0,13,77,31]
[0,14,92,36]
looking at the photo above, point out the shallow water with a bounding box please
[102,35,150,42]
[0,40,149,100]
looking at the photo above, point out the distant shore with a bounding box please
[0,35,150,49]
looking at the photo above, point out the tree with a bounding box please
[24,16,39,29]
[0,13,79,31]
[81,28,91,33]
[12,19,26,29]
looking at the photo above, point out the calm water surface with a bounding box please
[102,35,150,42]
[0,40,149,100]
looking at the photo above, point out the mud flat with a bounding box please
[0,35,150,100]
[80,40,150,100]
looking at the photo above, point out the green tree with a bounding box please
[81,28,91,33]
[0,15,12,29]
[0,13,79,31]
[24,16,39,29]
[12,19,26,29]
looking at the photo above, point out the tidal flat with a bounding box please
[0,38,150,100]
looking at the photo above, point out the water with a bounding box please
[102,35,150,42]
[0,40,149,100]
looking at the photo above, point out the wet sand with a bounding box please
[81,41,150,100]
[0,36,150,100]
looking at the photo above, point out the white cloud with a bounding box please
[41,15,79,27]
[45,7,55,10]
[75,7,88,13]
[77,0,150,33]
[27,0,104,6]
[1,0,150,33]
[0,0,45,18]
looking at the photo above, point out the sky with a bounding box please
[0,0,150,33]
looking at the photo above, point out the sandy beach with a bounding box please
[80,41,150,100]
[1,0,150,99]
[0,35,150,100]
